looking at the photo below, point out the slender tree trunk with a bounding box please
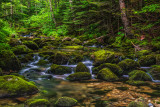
[119,0,132,38]
[49,0,57,27]
[69,0,73,10]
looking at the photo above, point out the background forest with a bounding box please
[0,0,160,49]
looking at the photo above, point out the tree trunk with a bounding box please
[119,0,132,38]
[49,0,57,27]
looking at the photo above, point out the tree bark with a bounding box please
[49,0,57,27]
[119,0,132,38]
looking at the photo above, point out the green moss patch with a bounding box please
[75,62,90,73]
[67,72,91,81]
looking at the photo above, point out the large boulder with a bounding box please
[129,70,151,81]
[23,41,39,50]
[93,63,123,76]
[97,68,119,81]
[48,64,72,75]
[139,54,156,66]
[75,62,89,73]
[0,50,21,71]
[118,59,140,74]
[66,72,91,81]
[55,97,78,107]
[12,45,33,55]
[92,50,115,66]
[0,75,38,97]
[25,99,50,107]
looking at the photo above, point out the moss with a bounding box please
[62,46,83,50]
[136,50,151,57]
[0,75,38,97]
[129,70,151,81]
[139,54,156,66]
[126,80,149,86]
[39,51,55,57]
[75,62,90,73]
[93,100,109,107]
[156,54,160,65]
[118,59,140,74]
[66,72,91,81]
[150,66,160,80]
[72,38,82,45]
[8,38,22,47]
[127,101,147,107]
[97,68,119,81]
[55,97,78,107]
[0,50,21,71]
[69,54,83,64]
[18,53,34,63]
[92,50,115,66]
[49,52,69,65]
[12,45,33,55]
[93,63,123,76]
[26,99,50,107]
[37,59,48,66]
[48,64,72,75]
[0,68,3,76]
[23,41,39,50]
[33,38,42,46]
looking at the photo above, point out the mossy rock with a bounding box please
[0,50,21,71]
[127,101,147,107]
[33,38,43,46]
[37,59,49,66]
[18,53,34,63]
[139,54,156,66]
[26,99,50,107]
[126,80,149,86]
[23,41,39,50]
[118,59,140,74]
[39,51,55,57]
[136,50,151,57]
[48,64,72,75]
[93,63,123,76]
[8,38,22,47]
[129,70,151,81]
[92,50,115,66]
[0,75,38,97]
[55,97,78,107]
[49,52,69,65]
[0,68,3,76]
[66,72,91,81]
[12,45,33,55]
[156,54,160,65]
[75,62,89,73]
[69,55,83,64]
[97,68,119,81]
[150,66,160,80]
[72,38,82,45]
[62,46,83,50]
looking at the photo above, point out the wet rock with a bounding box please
[0,75,38,97]
[129,70,151,81]
[25,99,50,107]
[62,37,72,42]
[75,62,90,73]
[97,68,119,81]
[55,97,78,107]
[67,72,91,81]
[118,59,140,74]
[48,64,72,75]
